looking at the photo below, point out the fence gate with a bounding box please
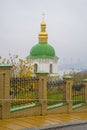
[72,83,85,105]
[10,77,39,109]
[47,77,66,106]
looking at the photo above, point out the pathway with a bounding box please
[0,112,87,130]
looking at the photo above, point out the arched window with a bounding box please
[49,64,53,73]
[34,64,38,73]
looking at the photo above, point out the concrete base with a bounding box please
[21,120,87,130]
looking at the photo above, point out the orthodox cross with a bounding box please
[42,12,45,21]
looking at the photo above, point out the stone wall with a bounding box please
[0,107,2,119]
[0,65,87,119]
[47,105,68,114]
[0,64,12,119]
[11,105,41,118]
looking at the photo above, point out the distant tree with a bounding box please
[69,71,87,84]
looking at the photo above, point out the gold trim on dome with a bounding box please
[38,20,48,43]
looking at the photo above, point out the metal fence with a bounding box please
[47,77,66,106]
[72,83,85,105]
[10,77,39,108]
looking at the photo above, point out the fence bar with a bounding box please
[10,77,39,108]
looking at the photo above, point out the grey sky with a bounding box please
[0,0,87,69]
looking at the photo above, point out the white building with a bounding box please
[27,20,58,76]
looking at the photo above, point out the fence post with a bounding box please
[0,64,12,119]
[83,79,87,103]
[36,72,48,116]
[63,75,73,113]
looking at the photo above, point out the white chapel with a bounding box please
[27,20,58,76]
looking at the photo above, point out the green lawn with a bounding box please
[47,90,65,105]
[11,90,37,108]
[72,90,85,105]
[72,95,84,105]
[11,88,85,108]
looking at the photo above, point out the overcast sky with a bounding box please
[0,0,87,70]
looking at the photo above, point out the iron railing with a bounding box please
[47,78,66,106]
[72,83,85,105]
[10,77,39,108]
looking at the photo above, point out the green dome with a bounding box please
[27,43,57,59]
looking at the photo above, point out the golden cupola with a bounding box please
[38,20,48,43]
[27,19,58,59]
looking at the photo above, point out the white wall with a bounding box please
[28,58,58,75]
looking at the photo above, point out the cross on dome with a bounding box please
[38,13,48,43]
[42,12,45,21]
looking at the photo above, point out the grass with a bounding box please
[11,89,65,108]
[72,95,85,105]
[10,88,85,108]
[47,89,65,106]
[72,90,85,105]
[11,90,38,108]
